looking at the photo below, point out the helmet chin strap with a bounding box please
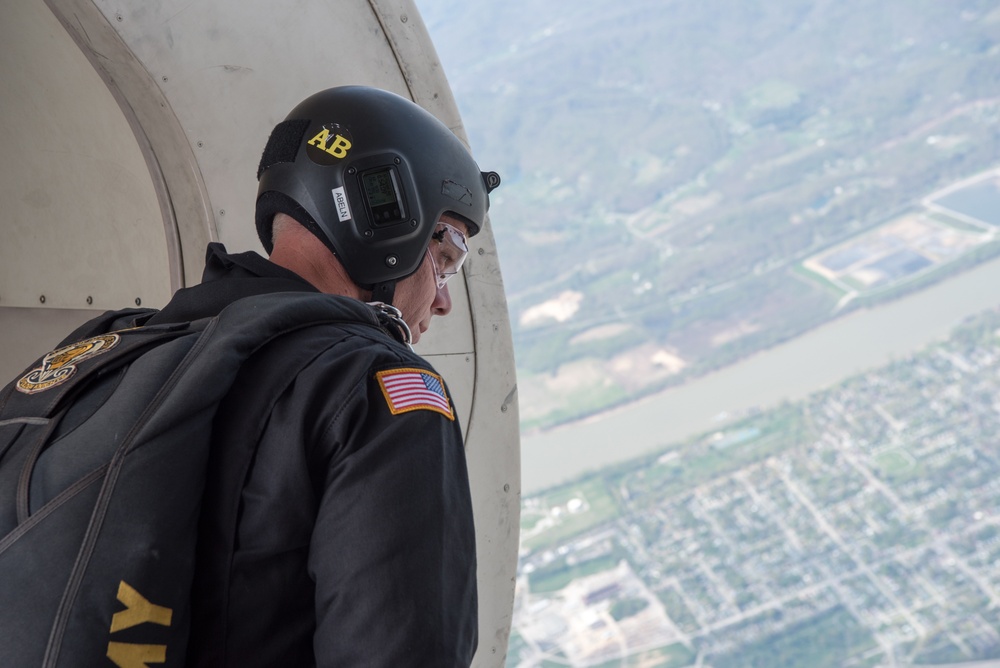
[366,282,413,348]
[369,281,396,306]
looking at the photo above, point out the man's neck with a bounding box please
[269,229,364,300]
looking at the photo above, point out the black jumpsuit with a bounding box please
[157,244,478,667]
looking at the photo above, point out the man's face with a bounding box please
[393,215,471,344]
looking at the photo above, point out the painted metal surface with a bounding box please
[0,0,175,312]
[0,0,519,663]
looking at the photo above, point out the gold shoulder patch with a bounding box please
[17,333,120,395]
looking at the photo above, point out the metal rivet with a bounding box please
[364,230,374,238]
[161,75,168,82]
[501,404,508,413]
[400,14,408,23]
[219,209,225,216]
[115,13,123,22]
[394,157,401,164]
[478,247,485,255]
[385,255,398,267]
[135,298,142,306]
[197,141,204,148]
[86,296,93,305]
[39,295,46,304]
[410,219,418,227]
[503,484,510,493]
[347,167,357,175]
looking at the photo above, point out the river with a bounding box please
[520,254,1000,494]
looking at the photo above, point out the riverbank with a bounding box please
[520,252,1000,494]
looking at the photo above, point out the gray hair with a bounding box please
[271,213,296,248]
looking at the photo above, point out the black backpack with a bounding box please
[0,292,391,667]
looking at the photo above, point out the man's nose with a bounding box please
[432,283,452,316]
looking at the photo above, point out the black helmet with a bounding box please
[256,86,500,298]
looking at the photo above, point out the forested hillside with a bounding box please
[418,0,1000,429]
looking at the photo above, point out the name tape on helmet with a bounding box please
[331,186,352,222]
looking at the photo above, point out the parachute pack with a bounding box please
[0,292,390,667]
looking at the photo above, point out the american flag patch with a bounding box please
[376,367,455,421]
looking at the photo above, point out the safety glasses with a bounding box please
[426,221,469,289]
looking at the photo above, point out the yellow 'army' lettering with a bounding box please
[106,642,167,668]
[110,581,173,632]
[307,128,352,158]
[106,581,173,668]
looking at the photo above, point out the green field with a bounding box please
[528,552,622,593]
[873,449,914,477]
[523,477,623,551]
[710,606,877,668]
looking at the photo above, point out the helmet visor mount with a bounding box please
[426,221,469,289]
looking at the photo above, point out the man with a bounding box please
[152,86,499,666]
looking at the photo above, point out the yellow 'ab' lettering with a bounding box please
[307,128,331,149]
[307,129,352,158]
[106,642,167,668]
[326,134,352,157]
[110,581,173,633]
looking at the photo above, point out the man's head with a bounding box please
[269,211,470,343]
[255,86,500,313]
